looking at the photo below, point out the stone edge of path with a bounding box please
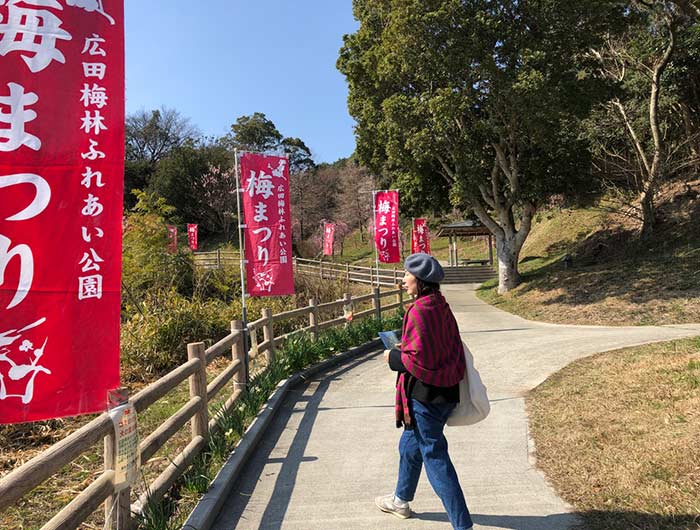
[181,338,383,530]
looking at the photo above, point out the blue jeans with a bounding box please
[395,399,473,530]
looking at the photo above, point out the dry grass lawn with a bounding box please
[528,337,700,530]
[478,180,700,325]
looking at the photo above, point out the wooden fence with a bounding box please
[0,286,409,530]
[194,253,404,288]
[192,249,239,269]
[294,257,404,287]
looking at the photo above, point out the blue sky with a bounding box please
[124,1,359,164]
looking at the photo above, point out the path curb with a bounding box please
[182,338,383,530]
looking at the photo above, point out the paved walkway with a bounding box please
[211,285,700,530]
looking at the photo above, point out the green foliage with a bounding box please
[192,264,240,303]
[120,294,233,380]
[122,190,194,313]
[147,140,234,237]
[339,0,616,210]
[226,112,283,152]
[338,0,626,291]
[581,2,699,234]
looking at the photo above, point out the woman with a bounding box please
[375,252,473,530]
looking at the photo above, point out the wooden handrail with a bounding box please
[206,359,242,402]
[272,305,312,322]
[140,397,202,463]
[131,358,199,413]
[3,279,411,528]
[205,331,239,364]
[41,470,115,530]
[0,412,112,511]
[132,436,207,516]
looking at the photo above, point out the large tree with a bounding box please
[334,157,375,242]
[285,137,322,240]
[338,0,618,292]
[148,140,234,236]
[124,107,199,207]
[227,112,283,153]
[126,107,199,165]
[587,1,698,237]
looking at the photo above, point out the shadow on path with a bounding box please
[414,511,579,529]
[214,351,380,530]
[416,510,700,530]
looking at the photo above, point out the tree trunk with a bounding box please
[495,234,521,294]
[640,188,655,240]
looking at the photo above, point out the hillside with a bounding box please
[478,180,700,325]
[307,224,489,268]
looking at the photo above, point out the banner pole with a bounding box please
[372,190,380,287]
[234,149,250,387]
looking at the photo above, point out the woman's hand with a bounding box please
[383,349,391,363]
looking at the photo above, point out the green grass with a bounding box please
[320,225,489,268]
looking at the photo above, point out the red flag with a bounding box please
[0,2,124,423]
[167,225,177,253]
[323,222,335,256]
[373,190,400,263]
[411,218,430,254]
[187,224,198,251]
[240,153,294,296]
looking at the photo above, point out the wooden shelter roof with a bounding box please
[435,221,492,237]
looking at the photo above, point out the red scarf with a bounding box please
[395,292,466,428]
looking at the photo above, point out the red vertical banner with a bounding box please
[411,218,430,254]
[240,153,294,296]
[374,190,400,263]
[187,224,198,251]
[323,222,335,256]
[166,225,177,253]
[0,1,124,423]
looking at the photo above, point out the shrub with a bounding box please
[120,293,233,381]
[122,191,194,316]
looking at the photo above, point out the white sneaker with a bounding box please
[375,494,411,519]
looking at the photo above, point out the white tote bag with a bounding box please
[446,341,490,427]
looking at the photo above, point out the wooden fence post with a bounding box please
[249,323,259,360]
[187,342,209,441]
[216,248,221,268]
[396,283,403,307]
[345,263,350,284]
[231,320,246,393]
[393,267,398,284]
[262,308,275,364]
[104,396,131,530]
[373,287,381,323]
[309,298,318,342]
[369,265,374,287]
[344,292,353,328]
[319,260,324,279]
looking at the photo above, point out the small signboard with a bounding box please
[108,390,140,491]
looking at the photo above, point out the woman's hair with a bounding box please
[416,278,441,298]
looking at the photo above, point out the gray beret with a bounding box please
[404,252,444,283]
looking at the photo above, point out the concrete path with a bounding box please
[211,285,700,530]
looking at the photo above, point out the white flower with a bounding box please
[19,340,34,352]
